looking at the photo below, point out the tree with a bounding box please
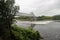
[0,0,19,40]
[53,15,60,20]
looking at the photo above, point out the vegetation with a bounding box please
[11,25,43,40]
[37,15,60,21]
[53,15,60,20]
[37,16,53,21]
[0,0,43,40]
[15,16,53,21]
[15,16,33,21]
[0,0,19,40]
[15,15,60,21]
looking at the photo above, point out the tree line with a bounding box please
[37,15,60,21]
[15,15,60,21]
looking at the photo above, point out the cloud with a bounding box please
[15,0,60,16]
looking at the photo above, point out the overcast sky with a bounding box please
[15,0,60,16]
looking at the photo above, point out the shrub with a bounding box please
[11,25,43,40]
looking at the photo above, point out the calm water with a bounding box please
[16,21,60,40]
[34,22,60,40]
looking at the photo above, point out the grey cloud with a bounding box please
[33,0,60,16]
[15,0,60,16]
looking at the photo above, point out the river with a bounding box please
[16,21,60,40]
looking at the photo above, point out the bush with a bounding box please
[11,25,43,40]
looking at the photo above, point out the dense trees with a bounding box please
[15,16,33,21]
[53,15,60,20]
[0,0,19,40]
[37,15,60,21]
[37,16,53,21]
[15,15,60,21]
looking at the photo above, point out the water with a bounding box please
[16,21,60,40]
[34,22,60,40]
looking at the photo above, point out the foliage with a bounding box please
[15,15,60,21]
[15,16,54,21]
[37,16,53,21]
[11,25,43,40]
[15,16,33,21]
[53,15,60,20]
[37,15,60,20]
[0,0,19,40]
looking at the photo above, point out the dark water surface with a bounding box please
[16,21,60,40]
[34,22,60,40]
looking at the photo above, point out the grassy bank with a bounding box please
[11,25,43,40]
